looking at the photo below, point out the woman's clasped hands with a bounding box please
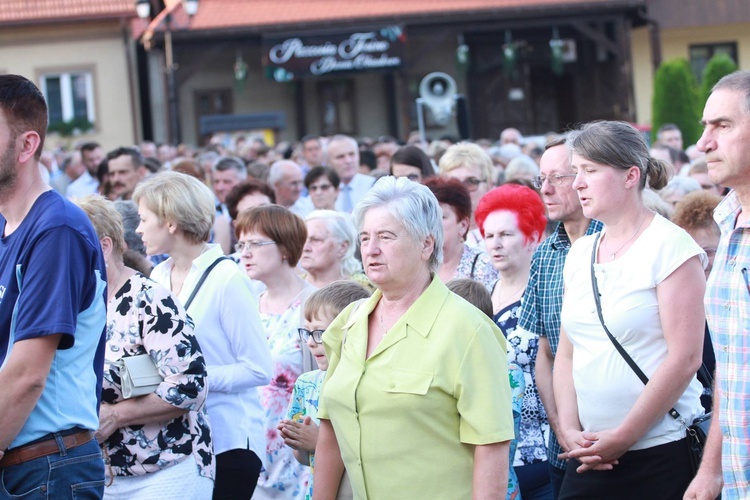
[558,427,637,473]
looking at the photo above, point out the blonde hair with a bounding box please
[304,280,371,321]
[438,142,494,185]
[132,171,215,244]
[73,194,127,256]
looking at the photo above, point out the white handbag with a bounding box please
[118,354,163,399]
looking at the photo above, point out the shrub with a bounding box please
[652,58,701,147]
[700,54,738,110]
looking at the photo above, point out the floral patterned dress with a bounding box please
[494,296,551,467]
[454,243,499,291]
[102,273,213,479]
[508,363,525,500]
[286,369,326,500]
[254,284,316,500]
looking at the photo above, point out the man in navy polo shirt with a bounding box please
[0,74,106,498]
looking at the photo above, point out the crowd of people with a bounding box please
[1,69,750,500]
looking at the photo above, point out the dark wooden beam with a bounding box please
[569,20,621,58]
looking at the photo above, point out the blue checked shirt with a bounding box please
[518,219,603,469]
[705,191,750,499]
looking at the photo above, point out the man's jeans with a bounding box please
[0,435,104,499]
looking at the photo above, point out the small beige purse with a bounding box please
[118,354,162,399]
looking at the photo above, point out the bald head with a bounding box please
[269,160,303,208]
[326,135,359,184]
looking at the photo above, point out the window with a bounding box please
[317,79,356,136]
[689,42,738,82]
[39,70,96,129]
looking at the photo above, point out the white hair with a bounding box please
[660,176,702,201]
[306,210,362,277]
[504,155,540,181]
[268,160,300,186]
[352,176,443,272]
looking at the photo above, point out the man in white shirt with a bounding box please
[211,156,247,217]
[269,160,311,217]
[66,142,104,197]
[328,135,375,213]
[300,135,325,171]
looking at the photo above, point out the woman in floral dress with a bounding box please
[75,195,213,499]
[475,184,553,500]
[235,205,316,500]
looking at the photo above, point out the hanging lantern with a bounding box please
[550,28,565,76]
[502,30,517,79]
[234,52,248,82]
[456,45,469,73]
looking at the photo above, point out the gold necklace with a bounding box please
[378,306,389,335]
[603,211,648,261]
[495,281,525,310]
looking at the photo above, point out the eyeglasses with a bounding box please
[235,240,277,253]
[532,174,576,189]
[460,177,485,192]
[309,183,333,192]
[396,174,421,182]
[298,328,324,344]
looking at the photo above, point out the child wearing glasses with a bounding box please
[278,280,371,500]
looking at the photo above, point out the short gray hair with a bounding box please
[268,160,300,186]
[326,135,358,165]
[306,210,362,277]
[712,70,750,115]
[504,155,540,181]
[212,155,247,179]
[352,176,443,272]
[659,176,701,201]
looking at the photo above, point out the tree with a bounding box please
[700,54,738,111]
[652,58,701,147]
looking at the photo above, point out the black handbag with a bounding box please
[589,233,711,474]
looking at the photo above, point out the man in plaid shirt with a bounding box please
[685,71,750,500]
[517,138,601,498]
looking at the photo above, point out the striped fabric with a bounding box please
[705,190,750,499]
[517,219,602,469]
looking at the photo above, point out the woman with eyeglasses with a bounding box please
[304,166,341,211]
[133,171,273,500]
[389,145,435,183]
[234,205,317,500]
[423,176,498,290]
[439,142,496,248]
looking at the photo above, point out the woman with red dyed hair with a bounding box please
[475,183,551,500]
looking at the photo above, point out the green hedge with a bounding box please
[700,54,738,111]
[652,58,701,147]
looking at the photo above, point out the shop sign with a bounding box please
[263,26,405,81]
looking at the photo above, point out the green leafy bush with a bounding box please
[652,58,701,147]
[700,54,738,110]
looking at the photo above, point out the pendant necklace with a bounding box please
[603,211,648,261]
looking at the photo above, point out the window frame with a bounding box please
[688,41,738,83]
[36,66,98,129]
